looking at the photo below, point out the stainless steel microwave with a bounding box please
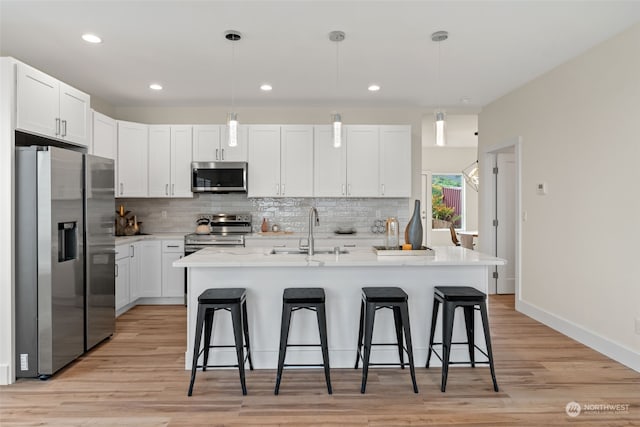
[191,162,248,193]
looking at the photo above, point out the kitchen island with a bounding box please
[174,246,505,370]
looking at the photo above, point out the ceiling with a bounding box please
[1,1,640,110]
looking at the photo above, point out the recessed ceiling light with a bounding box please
[81,33,102,44]
[460,97,471,104]
[368,84,381,92]
[149,83,163,91]
[260,83,273,91]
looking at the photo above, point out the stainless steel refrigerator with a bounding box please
[15,143,115,379]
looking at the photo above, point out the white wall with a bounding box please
[479,24,640,370]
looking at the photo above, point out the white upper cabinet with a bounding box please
[117,121,148,197]
[314,125,411,198]
[314,125,347,197]
[280,125,314,197]
[148,125,172,197]
[346,125,380,197]
[379,125,412,197]
[248,125,281,197]
[148,125,192,198]
[193,124,247,162]
[248,125,314,197]
[91,110,117,160]
[16,62,90,146]
[170,126,193,197]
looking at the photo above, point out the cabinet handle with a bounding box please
[165,184,169,196]
[120,183,123,195]
[215,148,219,160]
[167,245,179,248]
[221,149,225,160]
[381,184,385,196]
[348,184,352,196]
[344,244,357,248]
[342,184,345,195]
[281,184,285,195]
[55,118,60,136]
[276,183,280,195]
[61,120,67,137]
[130,245,135,258]
[172,184,175,195]
[115,264,118,277]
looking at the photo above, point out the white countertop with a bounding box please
[174,245,505,268]
[115,232,187,245]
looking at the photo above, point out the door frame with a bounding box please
[479,137,522,298]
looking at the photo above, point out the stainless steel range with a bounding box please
[184,213,252,254]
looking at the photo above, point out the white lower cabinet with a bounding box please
[162,240,185,298]
[136,240,162,297]
[115,245,131,313]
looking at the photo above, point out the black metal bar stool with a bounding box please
[188,288,253,396]
[274,287,332,395]
[354,287,418,394]
[425,286,498,392]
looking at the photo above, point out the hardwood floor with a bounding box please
[2,295,639,426]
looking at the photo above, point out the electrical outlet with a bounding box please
[20,353,28,371]
[375,209,381,218]
[161,210,167,219]
[536,182,548,195]
[635,318,640,335]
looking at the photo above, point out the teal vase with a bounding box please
[404,199,423,250]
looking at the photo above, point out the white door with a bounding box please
[148,125,171,197]
[192,125,221,162]
[170,126,193,197]
[346,125,379,197]
[379,125,411,197]
[313,125,347,197]
[162,252,185,297]
[16,62,59,138]
[495,152,516,294]
[137,241,162,297]
[117,121,148,197]
[59,82,90,146]
[280,125,314,197]
[248,125,281,197]
[92,111,117,160]
[221,125,248,161]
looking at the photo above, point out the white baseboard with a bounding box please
[0,363,12,385]
[517,299,640,373]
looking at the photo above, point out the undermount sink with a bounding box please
[269,247,349,255]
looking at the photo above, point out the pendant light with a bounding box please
[225,30,241,147]
[329,30,345,148]
[432,30,448,146]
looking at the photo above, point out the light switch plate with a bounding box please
[635,318,640,335]
[536,182,548,195]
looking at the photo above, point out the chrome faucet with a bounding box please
[307,207,319,255]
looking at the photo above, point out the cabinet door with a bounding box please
[379,125,412,197]
[115,256,130,312]
[16,62,59,139]
[281,125,314,197]
[128,244,141,301]
[221,124,248,161]
[148,125,171,197]
[59,82,90,146]
[192,125,221,162]
[346,125,379,197]
[136,240,162,298]
[248,125,281,197]
[314,125,347,197]
[92,111,117,160]
[162,252,185,297]
[170,126,193,197]
[117,121,148,197]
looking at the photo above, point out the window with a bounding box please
[432,174,464,229]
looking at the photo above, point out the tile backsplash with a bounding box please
[117,194,411,235]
